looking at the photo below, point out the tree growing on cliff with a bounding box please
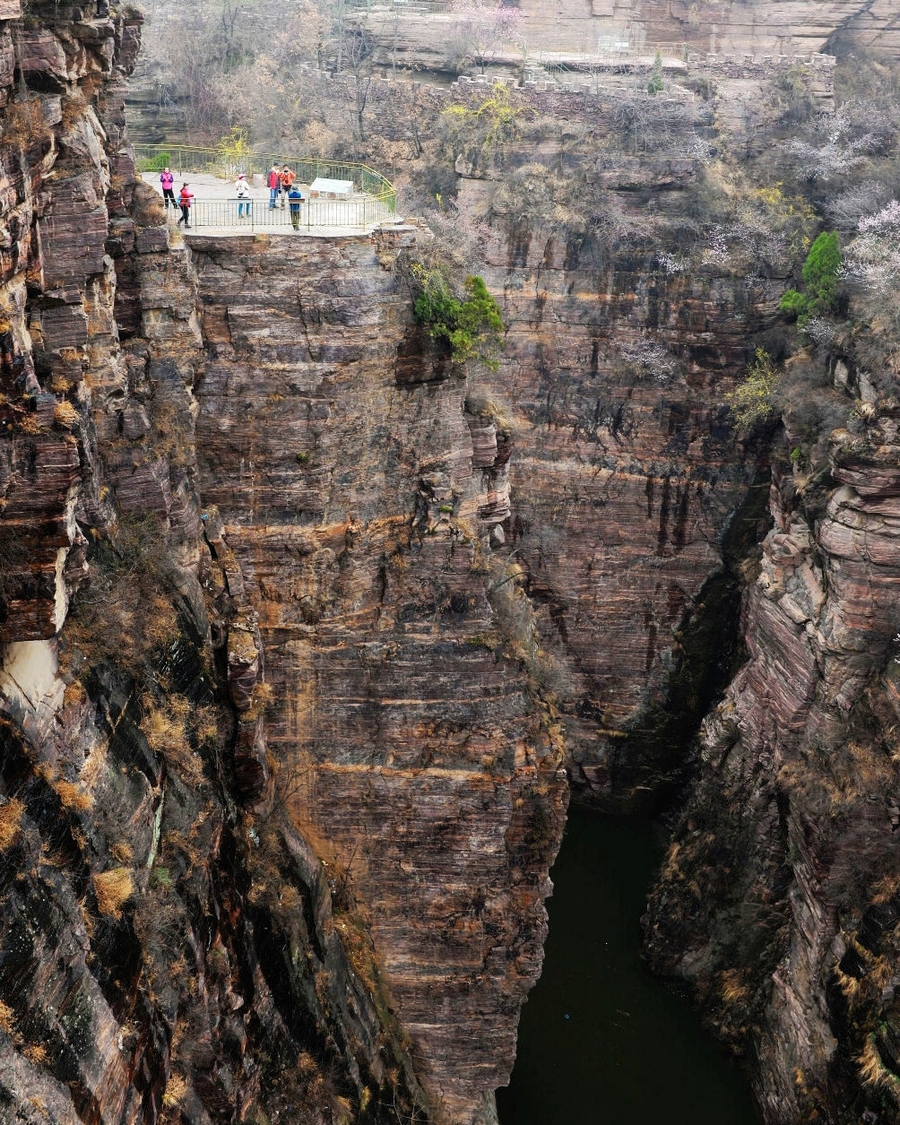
[726,348,779,431]
[439,82,524,174]
[413,270,504,368]
[780,231,841,327]
[647,51,664,95]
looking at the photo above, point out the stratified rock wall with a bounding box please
[0,6,448,1125]
[646,408,900,1123]
[517,0,892,55]
[428,82,781,804]
[190,230,568,1124]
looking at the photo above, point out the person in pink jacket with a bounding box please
[159,167,175,209]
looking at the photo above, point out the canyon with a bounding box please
[1,0,900,1124]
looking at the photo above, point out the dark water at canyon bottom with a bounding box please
[497,805,762,1125]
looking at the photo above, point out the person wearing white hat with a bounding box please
[236,173,250,219]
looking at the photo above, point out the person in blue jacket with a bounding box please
[288,185,304,230]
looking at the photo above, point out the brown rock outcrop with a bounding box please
[0,6,444,1125]
[646,408,900,1123]
[189,230,568,1123]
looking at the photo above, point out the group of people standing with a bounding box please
[267,165,305,229]
[159,168,194,227]
[158,165,305,230]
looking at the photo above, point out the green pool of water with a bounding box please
[497,805,762,1124]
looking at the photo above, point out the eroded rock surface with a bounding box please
[0,6,439,1125]
[646,409,900,1123]
[189,230,568,1123]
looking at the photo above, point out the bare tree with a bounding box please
[447,0,524,75]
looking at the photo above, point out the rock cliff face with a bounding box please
[188,229,568,1123]
[0,4,516,1124]
[517,0,900,57]
[645,411,900,1123]
[0,5,568,1123]
[429,79,783,805]
[7,1,900,1123]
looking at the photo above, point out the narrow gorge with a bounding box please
[2,1,900,1124]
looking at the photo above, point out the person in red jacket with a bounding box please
[267,164,280,209]
[177,183,194,228]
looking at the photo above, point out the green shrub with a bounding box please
[802,230,841,307]
[647,51,664,95]
[780,231,841,326]
[137,151,172,173]
[779,288,808,320]
[414,272,504,367]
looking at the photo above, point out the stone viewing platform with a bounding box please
[139,153,399,236]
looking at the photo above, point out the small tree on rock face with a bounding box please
[780,230,841,327]
[439,82,523,173]
[414,272,504,368]
[647,50,664,95]
[726,348,779,431]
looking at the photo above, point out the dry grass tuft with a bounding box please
[53,779,92,813]
[141,695,205,786]
[93,868,134,918]
[0,799,25,851]
[0,998,15,1034]
[193,703,219,746]
[63,679,86,707]
[62,514,180,677]
[2,99,51,150]
[858,1034,900,1099]
[23,1043,48,1065]
[53,401,79,430]
[834,963,861,1004]
[59,92,87,132]
[719,968,751,1006]
[110,841,133,865]
[162,1074,188,1108]
[79,742,108,791]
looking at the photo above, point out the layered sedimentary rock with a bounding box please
[0,5,445,1124]
[360,0,900,66]
[416,79,781,804]
[10,0,900,1122]
[517,0,898,56]
[646,408,900,1123]
[189,230,568,1123]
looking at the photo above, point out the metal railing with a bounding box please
[174,196,397,232]
[135,145,396,212]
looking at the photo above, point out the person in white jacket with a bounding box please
[236,173,251,219]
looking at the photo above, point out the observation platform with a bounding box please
[140,161,398,238]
